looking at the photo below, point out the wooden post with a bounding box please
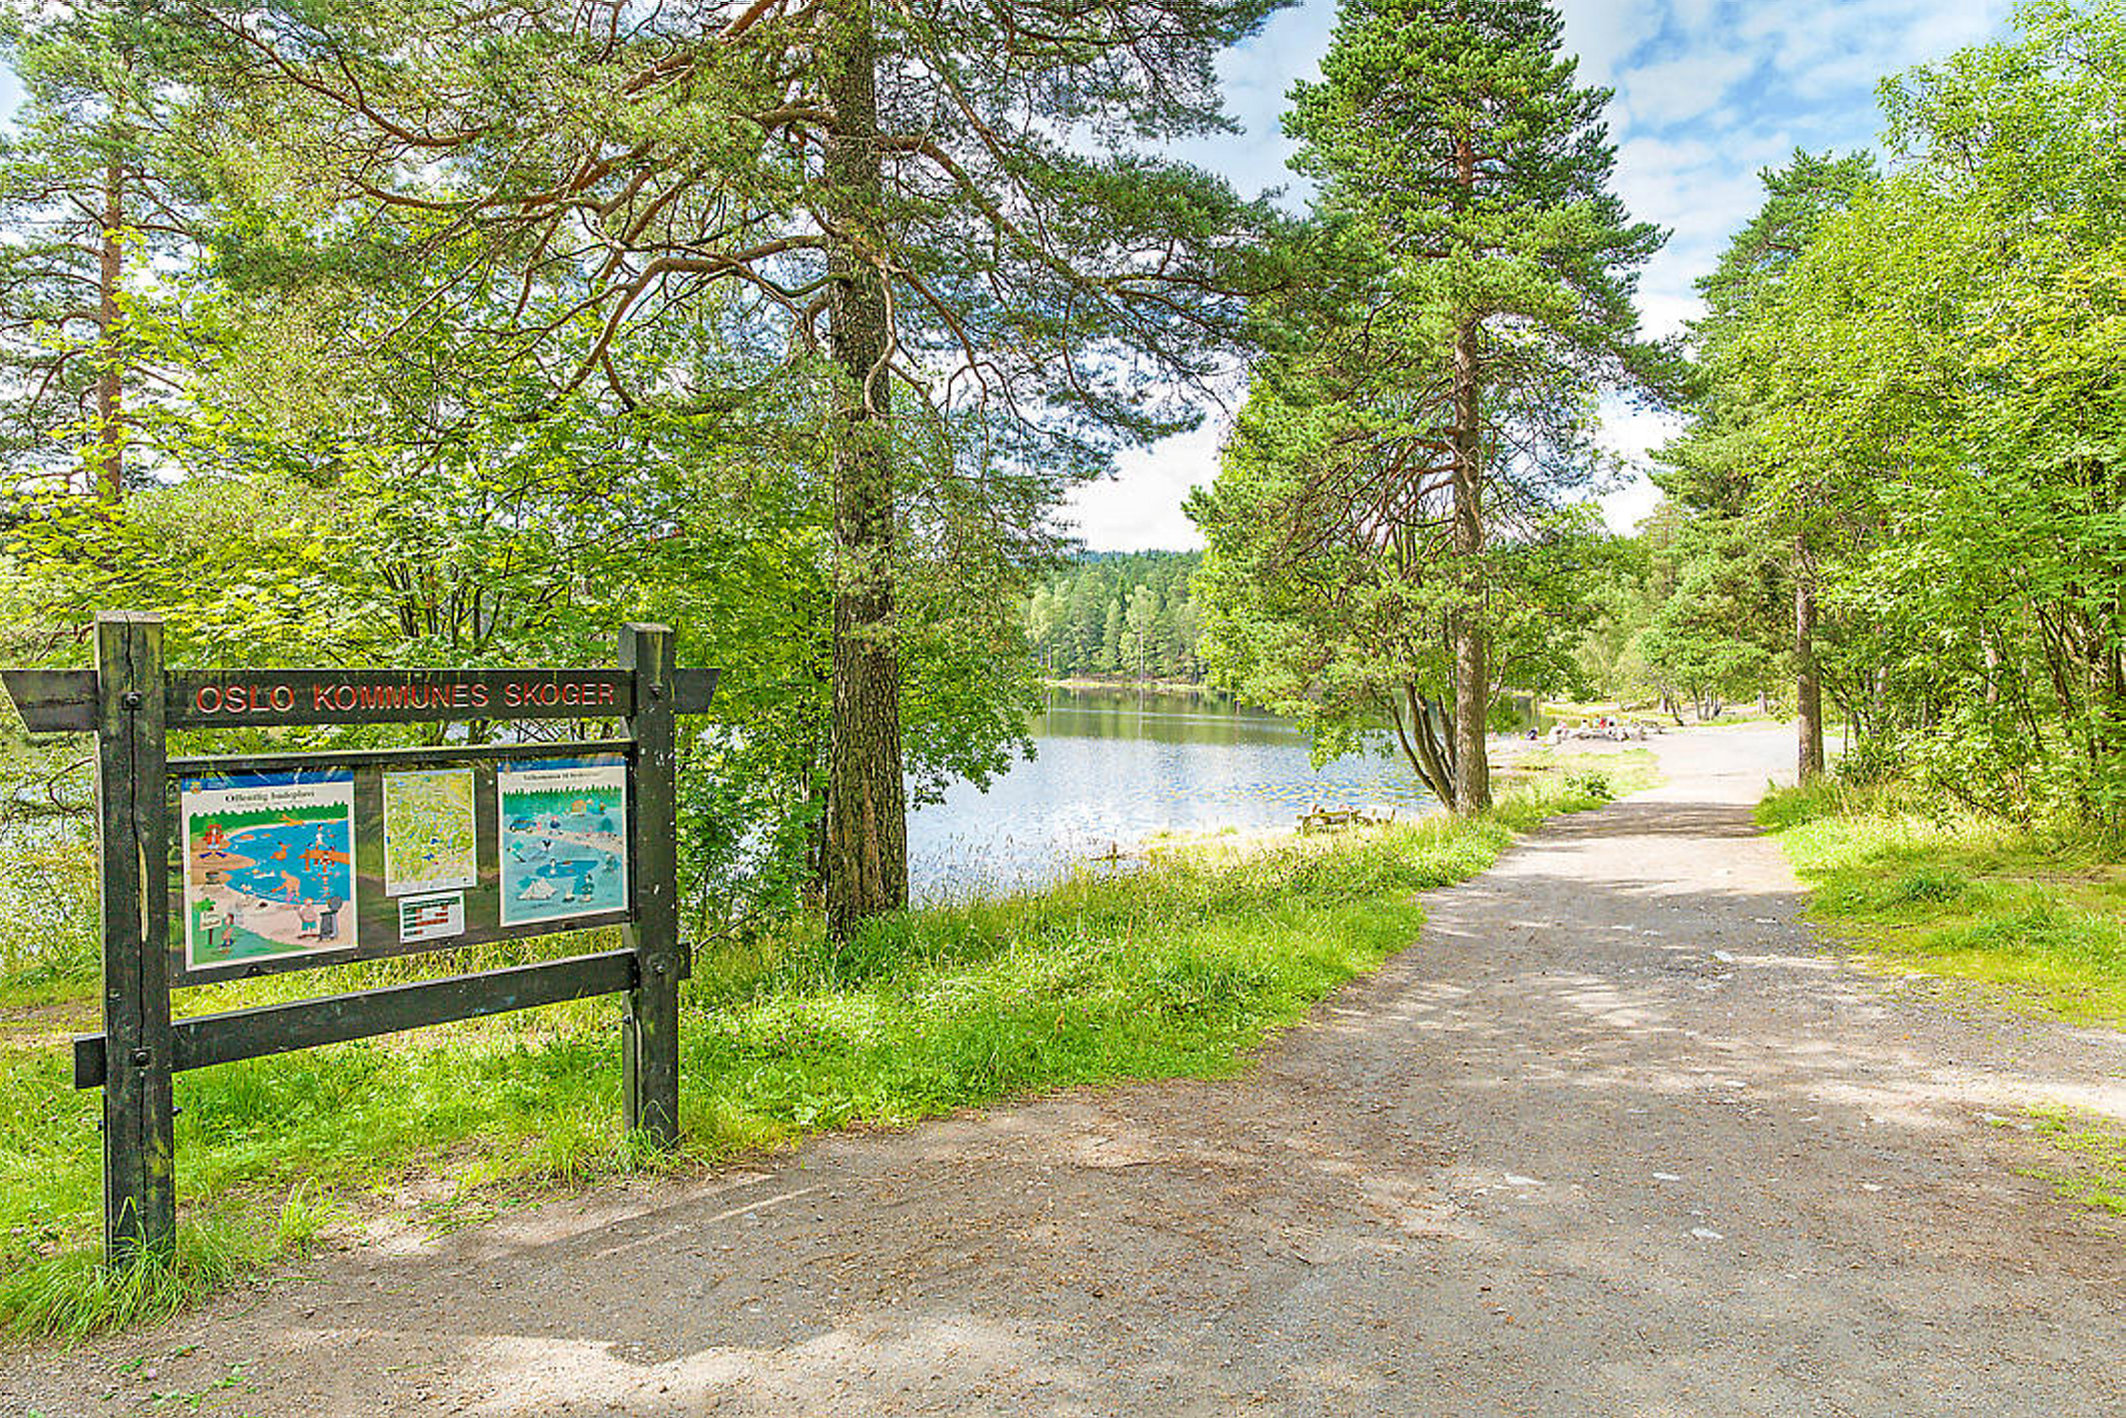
[620,624,680,1144]
[95,611,175,1260]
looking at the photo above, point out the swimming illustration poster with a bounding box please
[180,770,357,971]
[496,757,629,926]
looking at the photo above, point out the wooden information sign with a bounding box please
[2,615,719,1263]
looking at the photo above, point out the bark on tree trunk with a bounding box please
[1795,535,1825,780]
[1446,130,1489,813]
[95,160,124,504]
[820,0,907,939]
[1449,311,1490,814]
[1389,684,1456,809]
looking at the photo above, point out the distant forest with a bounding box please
[1024,552,1205,682]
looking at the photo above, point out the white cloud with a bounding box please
[1621,50,1758,127]
[1169,0,1338,203]
[1560,0,1664,87]
[1059,422,1221,552]
[1596,402,1683,532]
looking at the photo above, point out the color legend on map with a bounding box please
[398,891,466,945]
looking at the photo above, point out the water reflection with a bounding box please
[907,688,1439,901]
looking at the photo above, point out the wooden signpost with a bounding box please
[2,613,718,1263]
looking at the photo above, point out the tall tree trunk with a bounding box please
[1794,534,1825,780]
[95,159,124,504]
[1449,310,1489,813]
[820,0,907,939]
[1448,131,1489,814]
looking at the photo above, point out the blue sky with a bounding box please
[1064,0,2018,549]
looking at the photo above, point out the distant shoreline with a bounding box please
[1040,676,1222,695]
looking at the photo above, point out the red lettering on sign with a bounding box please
[195,685,222,715]
[600,683,616,706]
[272,686,295,711]
[470,684,490,708]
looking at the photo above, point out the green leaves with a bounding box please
[1192,0,1658,804]
[1662,1,2126,834]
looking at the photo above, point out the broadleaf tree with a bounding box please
[1654,149,1877,777]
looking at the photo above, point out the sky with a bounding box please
[1061,0,2018,551]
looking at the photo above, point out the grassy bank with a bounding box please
[1759,781,2126,1215]
[1759,781,2126,1025]
[0,757,1648,1339]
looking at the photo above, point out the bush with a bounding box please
[0,824,100,998]
[1835,735,1905,788]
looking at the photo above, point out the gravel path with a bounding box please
[7,726,2124,1416]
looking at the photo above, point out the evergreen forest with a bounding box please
[1024,552,1206,682]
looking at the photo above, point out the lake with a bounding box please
[906,687,1442,901]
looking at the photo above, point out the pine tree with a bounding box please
[184,0,1288,935]
[0,0,206,501]
[1273,0,1665,811]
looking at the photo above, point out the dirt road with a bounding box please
[7,726,2124,1416]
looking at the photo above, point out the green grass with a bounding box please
[1759,780,2126,1025]
[1763,783,2126,1220]
[0,756,1650,1340]
[2019,1105,2126,1215]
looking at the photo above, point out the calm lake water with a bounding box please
[906,688,1441,901]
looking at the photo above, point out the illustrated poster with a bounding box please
[180,770,357,970]
[381,767,479,896]
[496,756,629,926]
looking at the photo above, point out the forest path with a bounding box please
[7,727,2125,1416]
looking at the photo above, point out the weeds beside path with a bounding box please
[1760,778,2126,1217]
[4,726,2121,1417]
[1760,780,2126,1026]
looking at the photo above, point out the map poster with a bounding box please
[496,756,629,927]
[180,770,357,972]
[381,767,479,897]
